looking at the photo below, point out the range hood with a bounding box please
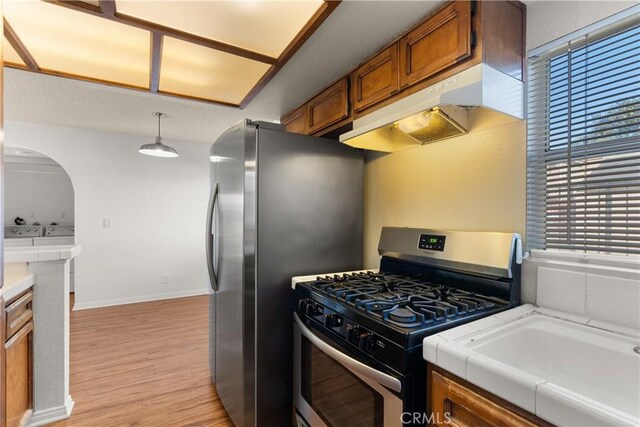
[340,64,524,152]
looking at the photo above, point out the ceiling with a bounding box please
[4,1,442,144]
[3,0,334,107]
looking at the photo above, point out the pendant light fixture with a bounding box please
[138,112,179,158]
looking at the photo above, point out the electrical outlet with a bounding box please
[162,275,170,285]
[103,218,112,229]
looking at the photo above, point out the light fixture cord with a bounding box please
[157,113,161,138]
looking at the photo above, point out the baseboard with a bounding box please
[72,287,210,310]
[28,395,74,426]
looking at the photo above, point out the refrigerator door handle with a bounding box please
[206,182,219,291]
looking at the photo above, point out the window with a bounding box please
[527,18,640,255]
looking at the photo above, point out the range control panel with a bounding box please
[296,292,410,372]
[298,299,384,349]
[418,234,446,251]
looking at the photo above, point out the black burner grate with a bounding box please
[307,271,501,328]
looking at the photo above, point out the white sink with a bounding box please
[424,306,640,426]
[465,315,640,421]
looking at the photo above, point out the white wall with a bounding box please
[5,121,211,309]
[4,157,74,226]
[526,1,638,50]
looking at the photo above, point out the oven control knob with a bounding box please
[313,305,324,316]
[358,332,377,352]
[306,302,323,317]
[298,299,311,314]
[324,314,343,328]
[346,325,360,343]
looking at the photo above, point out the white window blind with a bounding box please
[527,20,640,255]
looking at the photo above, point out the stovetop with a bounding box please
[294,228,521,373]
[295,269,512,367]
[307,271,505,329]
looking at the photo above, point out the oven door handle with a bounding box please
[294,313,402,393]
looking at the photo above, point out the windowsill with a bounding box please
[528,249,639,272]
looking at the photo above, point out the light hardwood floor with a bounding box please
[49,295,233,427]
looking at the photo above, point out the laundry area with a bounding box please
[3,146,76,290]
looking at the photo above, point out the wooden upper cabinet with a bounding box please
[400,0,472,88]
[306,77,350,135]
[281,105,307,135]
[280,0,526,135]
[480,0,526,81]
[352,43,400,112]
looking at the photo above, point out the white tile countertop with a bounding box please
[2,271,35,302]
[4,244,82,263]
[424,304,640,427]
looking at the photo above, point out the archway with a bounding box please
[3,146,76,294]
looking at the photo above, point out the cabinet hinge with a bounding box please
[470,31,477,49]
[470,0,477,17]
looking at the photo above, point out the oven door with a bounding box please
[294,313,403,427]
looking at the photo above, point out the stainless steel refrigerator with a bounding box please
[207,120,363,427]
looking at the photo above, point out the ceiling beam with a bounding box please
[149,32,162,93]
[238,0,341,108]
[3,18,40,71]
[99,0,116,17]
[18,0,341,109]
[46,0,277,65]
[3,61,242,108]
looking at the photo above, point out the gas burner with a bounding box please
[360,300,397,312]
[307,272,504,327]
[388,307,418,324]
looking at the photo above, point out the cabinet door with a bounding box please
[400,1,472,87]
[5,291,33,339]
[5,321,33,427]
[352,43,400,112]
[281,105,308,135]
[430,369,541,427]
[306,77,349,134]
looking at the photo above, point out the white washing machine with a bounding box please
[34,224,75,292]
[4,224,43,247]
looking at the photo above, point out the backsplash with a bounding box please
[522,251,640,330]
[363,115,525,268]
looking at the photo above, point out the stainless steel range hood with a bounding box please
[340,64,524,152]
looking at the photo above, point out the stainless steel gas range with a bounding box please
[292,227,522,427]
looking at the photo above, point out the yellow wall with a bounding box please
[363,113,526,267]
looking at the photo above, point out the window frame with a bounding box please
[526,6,640,259]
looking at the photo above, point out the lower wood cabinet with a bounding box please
[427,365,552,427]
[3,291,34,427]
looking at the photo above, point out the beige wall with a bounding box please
[363,113,526,268]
